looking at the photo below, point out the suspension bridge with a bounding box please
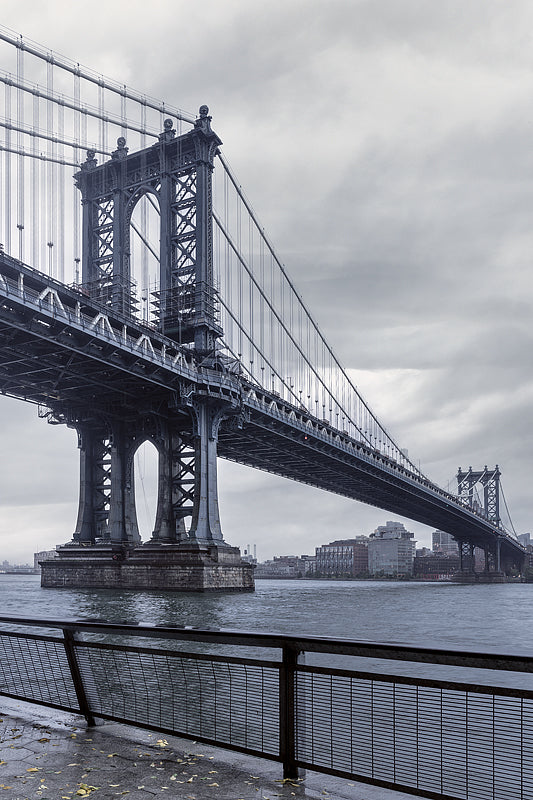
[0,28,525,588]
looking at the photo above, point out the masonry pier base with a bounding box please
[451,571,507,584]
[40,543,255,592]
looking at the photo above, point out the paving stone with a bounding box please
[0,699,414,800]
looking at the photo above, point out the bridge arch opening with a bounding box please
[128,191,160,325]
[133,439,159,542]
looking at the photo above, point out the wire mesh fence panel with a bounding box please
[295,667,533,800]
[0,632,78,710]
[1,617,533,800]
[74,641,280,757]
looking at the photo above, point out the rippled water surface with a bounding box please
[2,575,533,654]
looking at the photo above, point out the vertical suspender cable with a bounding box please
[249,211,254,377]
[237,192,243,359]
[16,41,25,261]
[31,92,39,267]
[98,80,106,153]
[73,69,81,282]
[121,85,127,139]
[270,252,275,392]
[46,56,54,276]
[4,80,11,253]
[58,99,65,282]
[259,225,265,381]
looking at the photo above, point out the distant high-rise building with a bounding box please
[368,521,416,577]
[432,530,459,555]
[517,533,532,548]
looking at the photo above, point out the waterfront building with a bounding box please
[368,521,416,577]
[432,530,459,555]
[314,537,369,578]
[240,544,258,567]
[254,555,315,579]
[414,553,460,580]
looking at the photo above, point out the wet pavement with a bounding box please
[0,698,414,800]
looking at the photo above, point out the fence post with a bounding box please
[280,644,299,779]
[63,628,95,726]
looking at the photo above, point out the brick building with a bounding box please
[315,537,369,578]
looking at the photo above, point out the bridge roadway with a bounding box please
[0,252,524,564]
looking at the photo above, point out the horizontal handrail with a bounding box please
[1,614,533,672]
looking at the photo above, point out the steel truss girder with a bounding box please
[218,406,522,563]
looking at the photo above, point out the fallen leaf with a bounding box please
[27,767,41,772]
[76,783,99,796]
[38,737,50,743]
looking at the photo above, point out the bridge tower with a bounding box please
[457,466,501,526]
[41,108,253,591]
[453,465,515,580]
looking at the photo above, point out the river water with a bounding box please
[1,574,533,654]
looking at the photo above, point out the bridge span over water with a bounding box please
[0,252,523,576]
[0,30,525,585]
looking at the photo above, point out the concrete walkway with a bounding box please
[0,698,415,800]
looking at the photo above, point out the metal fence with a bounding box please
[0,615,532,800]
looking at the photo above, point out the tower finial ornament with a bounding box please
[81,149,97,170]
[195,105,213,135]
[159,118,176,142]
[112,136,129,160]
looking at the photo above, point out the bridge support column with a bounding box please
[150,424,189,544]
[72,426,111,544]
[42,403,253,591]
[187,403,225,546]
[458,540,475,574]
[108,423,141,546]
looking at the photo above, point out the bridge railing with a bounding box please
[0,614,532,800]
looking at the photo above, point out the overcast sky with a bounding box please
[1,0,533,563]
